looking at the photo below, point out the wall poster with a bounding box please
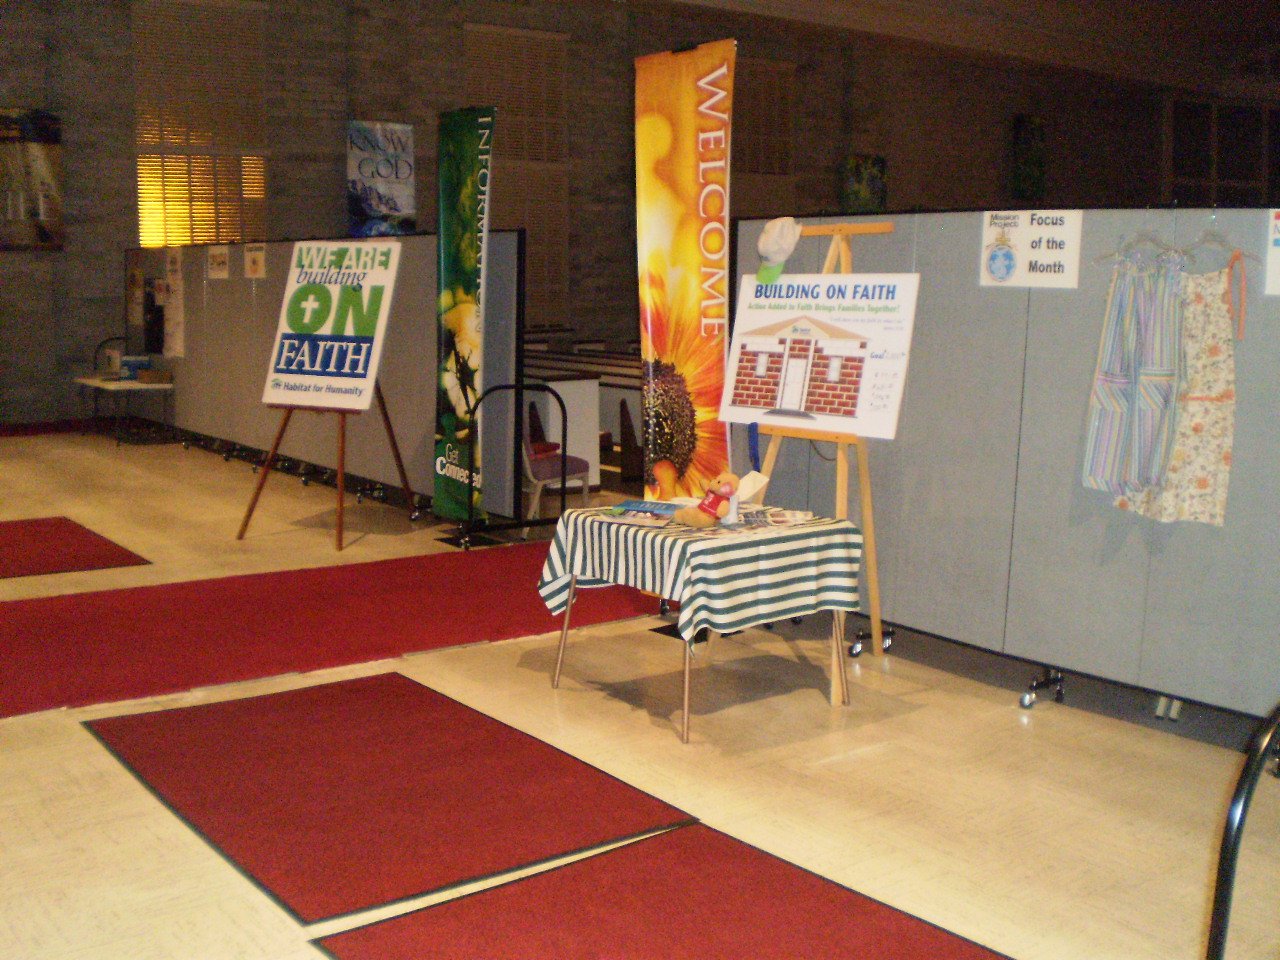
[163,248,185,358]
[206,245,230,280]
[244,242,267,280]
[1267,209,1280,296]
[635,38,736,501]
[0,108,63,250]
[979,209,1082,288]
[261,239,402,411]
[347,120,416,238]
[720,272,919,441]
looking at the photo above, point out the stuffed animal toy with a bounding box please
[673,471,740,528]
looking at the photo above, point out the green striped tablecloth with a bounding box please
[537,509,862,642]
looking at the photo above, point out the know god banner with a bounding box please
[261,239,401,412]
[346,120,416,238]
[635,39,735,500]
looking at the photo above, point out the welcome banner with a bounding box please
[635,39,735,500]
[434,107,495,521]
[262,240,402,411]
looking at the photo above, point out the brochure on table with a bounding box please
[261,239,401,412]
[719,272,919,440]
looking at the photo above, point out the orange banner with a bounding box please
[635,39,735,500]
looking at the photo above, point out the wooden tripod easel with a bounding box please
[752,424,885,659]
[750,220,893,657]
[236,380,417,551]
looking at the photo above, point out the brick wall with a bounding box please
[0,0,1176,423]
[805,349,863,417]
[730,348,782,408]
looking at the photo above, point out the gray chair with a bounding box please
[521,436,590,524]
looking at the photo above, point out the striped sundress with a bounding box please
[1081,251,1186,497]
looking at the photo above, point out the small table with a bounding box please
[538,508,863,741]
[74,375,175,444]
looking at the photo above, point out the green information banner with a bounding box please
[434,107,495,521]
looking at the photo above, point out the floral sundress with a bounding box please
[1119,253,1244,526]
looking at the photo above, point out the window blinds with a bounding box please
[133,0,267,247]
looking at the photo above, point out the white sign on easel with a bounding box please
[979,209,1082,288]
[261,239,401,412]
[720,272,919,440]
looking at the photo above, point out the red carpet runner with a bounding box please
[87,673,692,923]
[317,824,1009,960]
[0,541,652,717]
[0,516,148,580]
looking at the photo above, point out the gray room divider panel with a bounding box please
[874,213,1025,651]
[128,232,521,517]
[1135,208,1280,715]
[1002,209,1170,682]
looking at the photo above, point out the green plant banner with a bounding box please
[434,107,495,521]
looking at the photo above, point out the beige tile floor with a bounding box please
[0,433,1276,960]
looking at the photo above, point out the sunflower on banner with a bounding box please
[635,39,736,501]
[638,273,731,500]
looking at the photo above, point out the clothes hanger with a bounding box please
[1093,231,1181,264]
[1182,228,1261,262]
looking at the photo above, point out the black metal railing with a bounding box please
[458,381,571,548]
[1206,697,1280,960]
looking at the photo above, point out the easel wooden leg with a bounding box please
[236,408,292,541]
[853,438,884,656]
[752,433,784,504]
[831,611,850,705]
[374,381,419,520]
[821,235,841,274]
[336,412,347,551]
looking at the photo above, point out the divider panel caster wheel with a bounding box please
[1019,668,1063,709]
[851,626,895,657]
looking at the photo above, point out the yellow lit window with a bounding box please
[133,0,267,247]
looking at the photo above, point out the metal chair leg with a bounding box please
[681,641,692,743]
[552,576,577,689]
